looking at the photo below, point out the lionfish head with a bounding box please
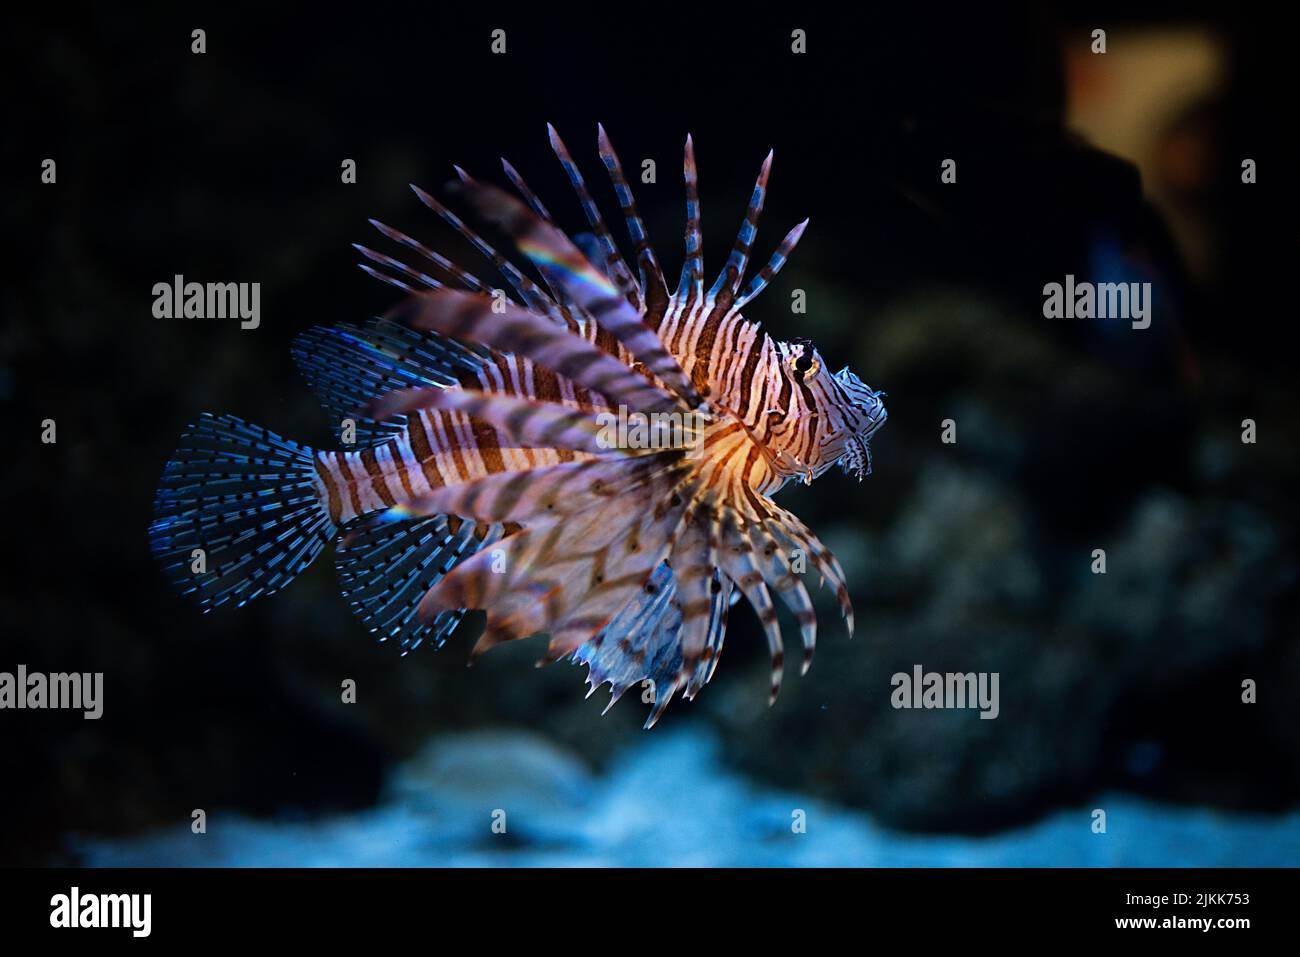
[769,338,887,483]
[831,365,887,481]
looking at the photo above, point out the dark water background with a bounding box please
[4,6,1296,865]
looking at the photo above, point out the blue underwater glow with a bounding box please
[75,729,1300,867]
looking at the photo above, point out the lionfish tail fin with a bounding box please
[149,413,336,611]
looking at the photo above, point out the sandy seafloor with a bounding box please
[74,729,1300,867]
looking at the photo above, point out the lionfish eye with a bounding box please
[788,340,819,381]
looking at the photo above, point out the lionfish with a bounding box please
[150,125,887,727]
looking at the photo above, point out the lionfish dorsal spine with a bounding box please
[708,148,774,306]
[409,183,570,325]
[676,134,705,307]
[596,122,668,302]
[546,123,641,309]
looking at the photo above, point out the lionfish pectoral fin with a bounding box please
[542,473,700,668]
[743,517,818,676]
[764,503,855,637]
[410,457,688,663]
[665,505,722,697]
[716,511,787,705]
[682,573,730,700]
[561,479,836,721]
[416,525,556,659]
[571,563,682,715]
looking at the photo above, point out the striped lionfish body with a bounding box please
[150,125,887,727]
